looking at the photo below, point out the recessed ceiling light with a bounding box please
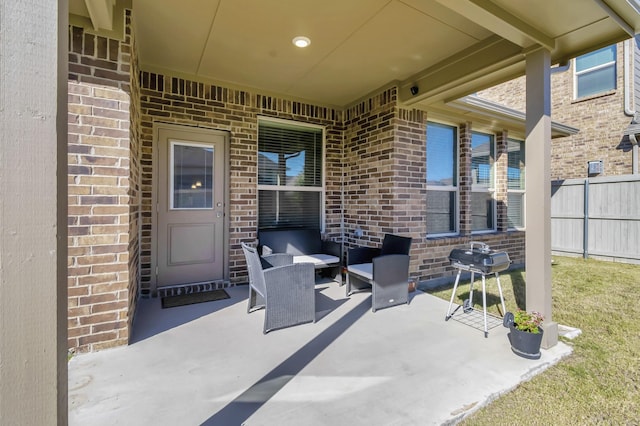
[292,36,311,48]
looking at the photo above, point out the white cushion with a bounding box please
[347,263,373,281]
[293,254,340,268]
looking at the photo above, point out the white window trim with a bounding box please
[426,121,460,237]
[257,116,327,231]
[573,47,616,99]
[470,131,496,234]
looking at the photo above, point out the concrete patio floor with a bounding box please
[68,281,572,425]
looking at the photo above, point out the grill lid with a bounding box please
[449,242,511,274]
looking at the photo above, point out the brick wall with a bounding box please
[137,72,344,292]
[478,42,634,179]
[67,14,137,352]
[342,89,429,277]
[126,11,142,336]
[495,130,508,232]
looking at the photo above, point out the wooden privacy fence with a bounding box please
[551,175,640,264]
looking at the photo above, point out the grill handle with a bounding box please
[469,241,489,253]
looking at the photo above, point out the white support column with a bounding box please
[525,48,558,349]
[0,0,68,424]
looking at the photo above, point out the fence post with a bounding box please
[583,178,589,259]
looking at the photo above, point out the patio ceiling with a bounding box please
[71,0,640,109]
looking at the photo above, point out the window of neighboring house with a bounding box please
[507,139,525,229]
[258,118,324,230]
[471,131,495,232]
[575,45,616,98]
[426,122,458,236]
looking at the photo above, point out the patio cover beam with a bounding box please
[399,35,524,105]
[525,47,558,349]
[433,0,556,51]
[84,0,115,31]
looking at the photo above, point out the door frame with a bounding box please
[150,122,230,296]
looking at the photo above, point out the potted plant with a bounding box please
[503,309,544,359]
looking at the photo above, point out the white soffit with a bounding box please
[131,0,640,108]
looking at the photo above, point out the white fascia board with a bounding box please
[447,96,579,137]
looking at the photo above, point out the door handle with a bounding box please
[216,211,223,218]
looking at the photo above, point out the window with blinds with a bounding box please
[426,122,458,235]
[575,45,616,98]
[507,139,525,229]
[257,119,324,230]
[471,131,495,232]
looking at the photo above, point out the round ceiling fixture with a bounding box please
[292,36,311,48]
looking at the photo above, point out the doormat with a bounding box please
[161,289,230,309]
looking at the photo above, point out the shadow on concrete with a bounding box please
[200,297,371,425]
[132,282,353,344]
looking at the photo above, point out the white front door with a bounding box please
[155,125,227,288]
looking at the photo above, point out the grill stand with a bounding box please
[445,268,507,337]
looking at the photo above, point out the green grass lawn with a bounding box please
[425,256,640,425]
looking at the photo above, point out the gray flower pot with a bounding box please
[508,324,544,359]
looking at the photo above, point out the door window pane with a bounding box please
[171,142,213,209]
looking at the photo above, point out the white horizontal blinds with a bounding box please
[575,45,616,98]
[471,131,495,231]
[507,139,525,228]
[258,120,323,230]
[426,122,458,235]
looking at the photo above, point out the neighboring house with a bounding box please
[479,38,640,179]
[478,38,640,264]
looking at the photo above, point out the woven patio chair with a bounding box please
[241,242,316,333]
[346,234,412,312]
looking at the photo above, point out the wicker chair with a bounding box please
[241,242,316,333]
[346,234,412,312]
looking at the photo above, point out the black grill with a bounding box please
[445,242,511,337]
[449,245,511,274]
